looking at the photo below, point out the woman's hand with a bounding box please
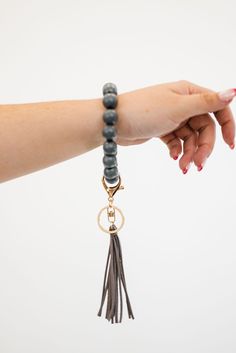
[116,80,236,173]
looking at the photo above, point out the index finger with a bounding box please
[214,106,235,148]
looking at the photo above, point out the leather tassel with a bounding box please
[97,223,134,323]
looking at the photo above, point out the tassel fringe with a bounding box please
[97,224,134,323]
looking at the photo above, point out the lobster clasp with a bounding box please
[102,175,124,198]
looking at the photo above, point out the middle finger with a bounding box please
[188,113,216,170]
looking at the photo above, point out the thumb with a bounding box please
[180,88,236,117]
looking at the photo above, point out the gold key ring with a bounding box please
[97,205,125,234]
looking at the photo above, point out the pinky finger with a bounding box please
[159,132,182,159]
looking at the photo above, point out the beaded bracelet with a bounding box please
[102,82,119,184]
[97,83,135,324]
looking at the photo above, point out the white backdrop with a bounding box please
[0,0,236,352]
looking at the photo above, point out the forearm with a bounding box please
[0,98,104,183]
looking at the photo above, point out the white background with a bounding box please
[0,0,236,352]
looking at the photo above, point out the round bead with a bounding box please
[103,82,117,96]
[103,141,117,155]
[103,155,117,168]
[105,175,119,185]
[103,94,117,109]
[102,126,117,140]
[103,110,118,125]
[104,166,119,179]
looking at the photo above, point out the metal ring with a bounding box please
[97,205,125,234]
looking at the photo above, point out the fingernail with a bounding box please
[197,158,207,171]
[182,163,191,174]
[197,164,203,171]
[173,155,178,160]
[230,142,235,149]
[218,88,236,102]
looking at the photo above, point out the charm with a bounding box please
[97,175,135,323]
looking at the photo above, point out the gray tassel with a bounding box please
[97,223,135,323]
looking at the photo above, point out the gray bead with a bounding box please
[103,110,118,125]
[105,175,119,185]
[103,155,117,168]
[103,83,117,96]
[103,94,117,109]
[102,126,117,140]
[103,141,117,155]
[104,166,119,179]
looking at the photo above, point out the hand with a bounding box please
[116,80,236,173]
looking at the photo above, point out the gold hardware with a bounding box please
[107,206,116,223]
[97,205,125,234]
[102,175,124,199]
[97,175,125,234]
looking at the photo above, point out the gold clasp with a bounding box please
[97,175,125,234]
[102,175,124,199]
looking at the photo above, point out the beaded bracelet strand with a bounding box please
[97,83,135,324]
[102,82,119,184]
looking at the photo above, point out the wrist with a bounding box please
[87,97,105,150]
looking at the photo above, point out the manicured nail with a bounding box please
[230,142,235,149]
[197,158,207,171]
[173,155,178,160]
[182,163,191,174]
[218,88,236,102]
[197,164,203,171]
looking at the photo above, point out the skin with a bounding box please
[116,80,235,172]
[0,80,235,183]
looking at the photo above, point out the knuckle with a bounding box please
[202,93,215,106]
[178,79,190,86]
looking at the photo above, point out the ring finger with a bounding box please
[187,113,216,170]
[174,123,198,173]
